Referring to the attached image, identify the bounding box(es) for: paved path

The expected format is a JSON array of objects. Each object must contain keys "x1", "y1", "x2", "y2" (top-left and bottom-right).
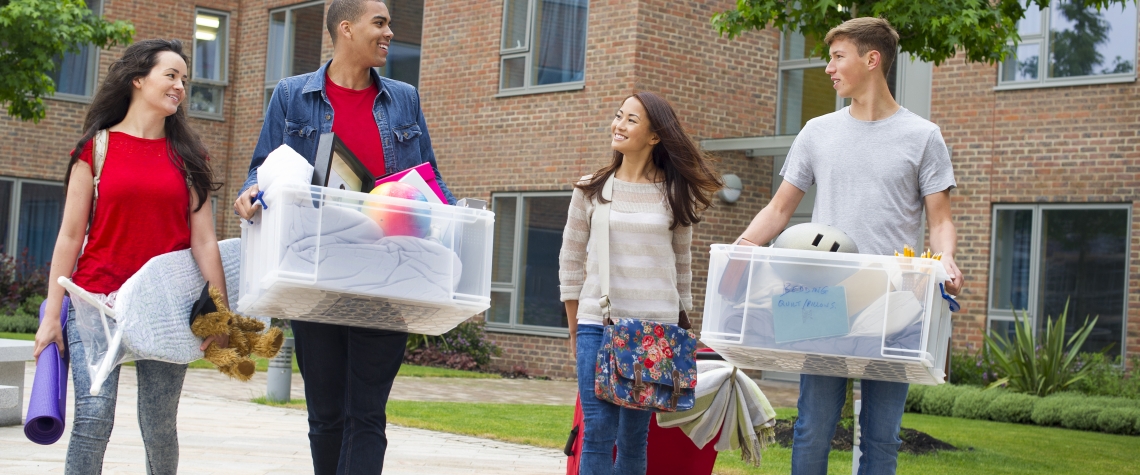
[
  {"x1": 1, "y1": 365, "x2": 565, "y2": 474},
  {"x1": 1, "y1": 363, "x2": 801, "y2": 474}
]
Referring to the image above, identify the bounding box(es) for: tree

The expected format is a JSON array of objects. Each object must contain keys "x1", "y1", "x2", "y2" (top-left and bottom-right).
[
  {"x1": 711, "y1": 0, "x2": 1138, "y2": 66},
  {"x1": 0, "y1": 0, "x2": 133, "y2": 122}
]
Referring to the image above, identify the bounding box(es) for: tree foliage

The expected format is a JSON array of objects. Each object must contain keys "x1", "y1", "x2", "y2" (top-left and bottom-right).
[
  {"x1": 712, "y1": 0, "x2": 1138, "y2": 66},
  {"x1": 0, "y1": 0, "x2": 133, "y2": 122}
]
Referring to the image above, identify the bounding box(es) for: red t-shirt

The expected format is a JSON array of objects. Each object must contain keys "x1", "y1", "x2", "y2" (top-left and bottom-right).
[
  {"x1": 325, "y1": 74, "x2": 386, "y2": 177},
  {"x1": 71, "y1": 132, "x2": 192, "y2": 294}
]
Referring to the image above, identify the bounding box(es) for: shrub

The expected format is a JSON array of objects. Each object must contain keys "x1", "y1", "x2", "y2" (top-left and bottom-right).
[
  {"x1": 985, "y1": 300, "x2": 1100, "y2": 397},
  {"x1": 0, "y1": 293, "x2": 44, "y2": 333},
  {"x1": 1070, "y1": 353, "x2": 1140, "y2": 400},
  {"x1": 1060, "y1": 404, "x2": 1105, "y2": 432},
  {"x1": 986, "y1": 393, "x2": 1038, "y2": 424},
  {"x1": 0, "y1": 249, "x2": 48, "y2": 313},
  {"x1": 1031, "y1": 393, "x2": 1086, "y2": 426},
  {"x1": 949, "y1": 346, "x2": 1002, "y2": 387},
  {"x1": 905, "y1": 384, "x2": 928, "y2": 413},
  {"x1": 920, "y1": 384, "x2": 970, "y2": 417},
  {"x1": 404, "y1": 320, "x2": 501, "y2": 370},
  {"x1": 1096, "y1": 408, "x2": 1140, "y2": 435},
  {"x1": 952, "y1": 387, "x2": 1004, "y2": 420}
]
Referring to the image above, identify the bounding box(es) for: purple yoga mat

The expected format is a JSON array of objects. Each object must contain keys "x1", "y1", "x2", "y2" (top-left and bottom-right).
[{"x1": 24, "y1": 297, "x2": 69, "y2": 445}]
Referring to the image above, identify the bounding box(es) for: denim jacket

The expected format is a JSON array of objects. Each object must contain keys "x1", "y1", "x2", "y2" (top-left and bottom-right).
[{"x1": 241, "y1": 60, "x2": 455, "y2": 204}]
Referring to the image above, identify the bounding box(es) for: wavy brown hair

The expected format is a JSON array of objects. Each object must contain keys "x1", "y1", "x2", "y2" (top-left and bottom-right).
[
  {"x1": 577, "y1": 91, "x2": 722, "y2": 230},
  {"x1": 64, "y1": 39, "x2": 220, "y2": 212}
]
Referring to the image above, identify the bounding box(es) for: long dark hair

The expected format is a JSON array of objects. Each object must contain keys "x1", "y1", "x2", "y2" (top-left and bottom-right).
[
  {"x1": 577, "y1": 91, "x2": 722, "y2": 230},
  {"x1": 65, "y1": 39, "x2": 220, "y2": 212}
]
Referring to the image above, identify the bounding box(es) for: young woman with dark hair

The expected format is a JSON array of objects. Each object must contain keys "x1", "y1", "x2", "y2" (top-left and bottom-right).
[
  {"x1": 559, "y1": 91, "x2": 722, "y2": 474},
  {"x1": 32, "y1": 39, "x2": 226, "y2": 474}
]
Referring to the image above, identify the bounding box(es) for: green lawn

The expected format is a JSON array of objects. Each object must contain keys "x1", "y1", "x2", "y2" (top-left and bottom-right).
[
  {"x1": 0, "y1": 332, "x2": 34, "y2": 341},
  {"x1": 252, "y1": 401, "x2": 1140, "y2": 475}
]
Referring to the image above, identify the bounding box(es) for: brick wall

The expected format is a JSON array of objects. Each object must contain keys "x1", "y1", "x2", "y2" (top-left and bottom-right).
[
  {"x1": 421, "y1": 0, "x2": 782, "y2": 378},
  {"x1": 930, "y1": 38, "x2": 1140, "y2": 360}
]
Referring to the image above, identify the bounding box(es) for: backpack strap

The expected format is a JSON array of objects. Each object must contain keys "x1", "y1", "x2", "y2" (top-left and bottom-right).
[
  {"x1": 591, "y1": 173, "x2": 615, "y2": 324},
  {"x1": 89, "y1": 129, "x2": 109, "y2": 229}
]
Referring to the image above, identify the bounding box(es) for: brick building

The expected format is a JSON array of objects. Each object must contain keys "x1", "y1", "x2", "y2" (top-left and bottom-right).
[{"x1": 2, "y1": 1, "x2": 1136, "y2": 379}]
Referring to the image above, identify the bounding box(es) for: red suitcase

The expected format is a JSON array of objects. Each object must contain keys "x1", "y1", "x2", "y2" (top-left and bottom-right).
[{"x1": 565, "y1": 396, "x2": 719, "y2": 475}]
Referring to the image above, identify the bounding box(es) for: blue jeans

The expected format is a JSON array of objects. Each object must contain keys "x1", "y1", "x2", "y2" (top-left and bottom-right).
[
  {"x1": 292, "y1": 320, "x2": 408, "y2": 475},
  {"x1": 64, "y1": 306, "x2": 187, "y2": 475},
  {"x1": 575, "y1": 324, "x2": 652, "y2": 475},
  {"x1": 791, "y1": 375, "x2": 909, "y2": 475}
]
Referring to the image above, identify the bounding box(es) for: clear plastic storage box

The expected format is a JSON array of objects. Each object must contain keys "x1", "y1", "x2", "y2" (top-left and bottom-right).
[
  {"x1": 238, "y1": 183, "x2": 493, "y2": 335},
  {"x1": 700, "y1": 244, "x2": 953, "y2": 385}
]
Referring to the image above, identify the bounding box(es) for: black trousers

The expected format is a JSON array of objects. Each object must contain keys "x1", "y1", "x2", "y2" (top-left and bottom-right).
[{"x1": 292, "y1": 320, "x2": 408, "y2": 475}]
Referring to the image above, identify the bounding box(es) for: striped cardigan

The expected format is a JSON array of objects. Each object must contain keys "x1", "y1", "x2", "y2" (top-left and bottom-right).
[{"x1": 558, "y1": 176, "x2": 693, "y2": 325}]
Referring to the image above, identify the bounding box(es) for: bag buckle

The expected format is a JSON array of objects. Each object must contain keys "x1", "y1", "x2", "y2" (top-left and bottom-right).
[{"x1": 632, "y1": 362, "x2": 646, "y2": 400}]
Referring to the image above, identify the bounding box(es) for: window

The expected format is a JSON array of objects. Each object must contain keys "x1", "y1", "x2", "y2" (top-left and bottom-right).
[
  {"x1": 498, "y1": 0, "x2": 588, "y2": 96},
  {"x1": 988, "y1": 204, "x2": 1131, "y2": 359},
  {"x1": 487, "y1": 193, "x2": 573, "y2": 336},
  {"x1": 190, "y1": 9, "x2": 229, "y2": 118},
  {"x1": 265, "y1": 1, "x2": 327, "y2": 108},
  {"x1": 378, "y1": 0, "x2": 424, "y2": 88},
  {"x1": 0, "y1": 178, "x2": 64, "y2": 272},
  {"x1": 998, "y1": 1, "x2": 1137, "y2": 88},
  {"x1": 47, "y1": 0, "x2": 102, "y2": 98},
  {"x1": 777, "y1": 30, "x2": 899, "y2": 134}
]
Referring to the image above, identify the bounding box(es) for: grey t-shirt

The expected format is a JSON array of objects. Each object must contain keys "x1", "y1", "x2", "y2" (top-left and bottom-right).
[{"x1": 780, "y1": 106, "x2": 956, "y2": 256}]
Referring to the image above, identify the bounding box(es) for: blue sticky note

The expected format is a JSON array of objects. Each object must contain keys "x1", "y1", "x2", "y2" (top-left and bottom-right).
[{"x1": 772, "y1": 284, "x2": 849, "y2": 343}]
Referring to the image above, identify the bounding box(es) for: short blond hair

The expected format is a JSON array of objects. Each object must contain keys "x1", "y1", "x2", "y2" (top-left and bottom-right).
[{"x1": 824, "y1": 17, "x2": 899, "y2": 79}]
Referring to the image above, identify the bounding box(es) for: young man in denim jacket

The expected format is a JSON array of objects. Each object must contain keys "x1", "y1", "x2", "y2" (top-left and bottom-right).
[
  {"x1": 235, "y1": 1, "x2": 453, "y2": 473},
  {"x1": 735, "y1": 18, "x2": 963, "y2": 475}
]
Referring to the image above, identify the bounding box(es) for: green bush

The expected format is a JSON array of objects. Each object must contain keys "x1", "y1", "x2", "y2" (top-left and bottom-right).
[
  {"x1": 905, "y1": 384, "x2": 928, "y2": 413},
  {"x1": 0, "y1": 294, "x2": 44, "y2": 333},
  {"x1": 952, "y1": 387, "x2": 1004, "y2": 420},
  {"x1": 1031, "y1": 394, "x2": 1071, "y2": 426},
  {"x1": 1060, "y1": 404, "x2": 1105, "y2": 432},
  {"x1": 920, "y1": 383, "x2": 970, "y2": 417},
  {"x1": 1096, "y1": 408, "x2": 1140, "y2": 435},
  {"x1": 1070, "y1": 353, "x2": 1140, "y2": 400},
  {"x1": 949, "y1": 347, "x2": 1002, "y2": 387},
  {"x1": 986, "y1": 393, "x2": 1038, "y2": 424}
]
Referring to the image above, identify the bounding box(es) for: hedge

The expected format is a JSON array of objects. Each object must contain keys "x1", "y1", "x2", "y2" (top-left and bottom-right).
[
  {"x1": 986, "y1": 393, "x2": 1037, "y2": 424},
  {"x1": 907, "y1": 385, "x2": 1140, "y2": 435},
  {"x1": 905, "y1": 384, "x2": 927, "y2": 413},
  {"x1": 952, "y1": 386, "x2": 1004, "y2": 420},
  {"x1": 1096, "y1": 408, "x2": 1140, "y2": 435},
  {"x1": 919, "y1": 383, "x2": 971, "y2": 417}
]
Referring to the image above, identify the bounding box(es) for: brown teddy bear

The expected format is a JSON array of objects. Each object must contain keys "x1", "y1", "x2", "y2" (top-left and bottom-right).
[{"x1": 190, "y1": 285, "x2": 284, "y2": 381}]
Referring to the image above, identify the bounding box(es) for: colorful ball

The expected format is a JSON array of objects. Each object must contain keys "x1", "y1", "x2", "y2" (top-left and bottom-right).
[{"x1": 367, "y1": 182, "x2": 431, "y2": 238}]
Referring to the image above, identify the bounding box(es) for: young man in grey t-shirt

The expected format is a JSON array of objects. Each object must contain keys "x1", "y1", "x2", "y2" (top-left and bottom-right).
[{"x1": 736, "y1": 18, "x2": 963, "y2": 474}]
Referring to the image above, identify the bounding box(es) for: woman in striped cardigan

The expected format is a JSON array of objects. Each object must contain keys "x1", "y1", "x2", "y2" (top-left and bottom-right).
[{"x1": 559, "y1": 91, "x2": 722, "y2": 475}]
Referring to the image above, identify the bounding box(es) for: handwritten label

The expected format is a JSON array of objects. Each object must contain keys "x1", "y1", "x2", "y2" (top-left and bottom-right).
[{"x1": 773, "y1": 284, "x2": 849, "y2": 343}]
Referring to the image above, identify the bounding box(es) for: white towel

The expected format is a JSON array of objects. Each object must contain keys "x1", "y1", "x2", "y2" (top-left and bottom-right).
[{"x1": 656, "y1": 360, "x2": 777, "y2": 466}]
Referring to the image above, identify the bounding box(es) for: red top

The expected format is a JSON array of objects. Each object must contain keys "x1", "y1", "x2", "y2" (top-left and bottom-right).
[
  {"x1": 325, "y1": 74, "x2": 386, "y2": 177},
  {"x1": 72, "y1": 132, "x2": 192, "y2": 294}
]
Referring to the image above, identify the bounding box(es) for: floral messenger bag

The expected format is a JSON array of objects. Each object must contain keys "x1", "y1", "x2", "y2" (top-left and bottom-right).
[{"x1": 592, "y1": 173, "x2": 699, "y2": 412}]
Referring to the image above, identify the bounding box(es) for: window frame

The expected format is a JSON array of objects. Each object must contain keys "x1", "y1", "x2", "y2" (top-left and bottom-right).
[
  {"x1": 495, "y1": 0, "x2": 589, "y2": 98},
  {"x1": 776, "y1": 31, "x2": 845, "y2": 135},
  {"x1": 189, "y1": 8, "x2": 231, "y2": 120},
  {"x1": 264, "y1": 0, "x2": 327, "y2": 111},
  {"x1": 995, "y1": 3, "x2": 1138, "y2": 91},
  {"x1": 986, "y1": 203, "x2": 1132, "y2": 358},
  {"x1": 0, "y1": 177, "x2": 65, "y2": 262},
  {"x1": 48, "y1": 0, "x2": 103, "y2": 103},
  {"x1": 486, "y1": 190, "x2": 573, "y2": 338}
]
